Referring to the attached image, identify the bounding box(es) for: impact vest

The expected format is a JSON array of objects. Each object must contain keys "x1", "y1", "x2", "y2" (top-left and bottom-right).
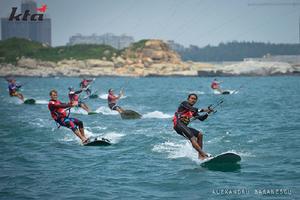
[
  {"x1": 173, "y1": 108, "x2": 195, "y2": 126},
  {"x1": 69, "y1": 93, "x2": 79, "y2": 103},
  {"x1": 48, "y1": 100, "x2": 67, "y2": 121},
  {"x1": 211, "y1": 82, "x2": 219, "y2": 89}
]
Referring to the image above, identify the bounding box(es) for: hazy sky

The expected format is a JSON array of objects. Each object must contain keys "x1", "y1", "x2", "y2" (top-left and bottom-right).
[{"x1": 0, "y1": 0, "x2": 299, "y2": 47}]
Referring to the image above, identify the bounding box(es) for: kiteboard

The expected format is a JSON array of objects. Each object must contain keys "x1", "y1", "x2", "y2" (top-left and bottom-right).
[
  {"x1": 201, "y1": 152, "x2": 241, "y2": 167},
  {"x1": 120, "y1": 110, "x2": 142, "y2": 119},
  {"x1": 84, "y1": 137, "x2": 111, "y2": 146},
  {"x1": 88, "y1": 111, "x2": 98, "y2": 115},
  {"x1": 221, "y1": 90, "x2": 230, "y2": 95},
  {"x1": 213, "y1": 89, "x2": 233, "y2": 95},
  {"x1": 24, "y1": 98, "x2": 36, "y2": 104}
]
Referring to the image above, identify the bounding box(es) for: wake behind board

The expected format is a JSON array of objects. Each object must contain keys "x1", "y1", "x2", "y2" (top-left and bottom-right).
[
  {"x1": 84, "y1": 137, "x2": 111, "y2": 146},
  {"x1": 120, "y1": 110, "x2": 142, "y2": 119},
  {"x1": 24, "y1": 98, "x2": 36, "y2": 104},
  {"x1": 201, "y1": 152, "x2": 241, "y2": 171}
]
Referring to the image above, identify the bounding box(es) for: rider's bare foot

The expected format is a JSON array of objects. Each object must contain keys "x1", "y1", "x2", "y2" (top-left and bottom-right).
[{"x1": 82, "y1": 138, "x2": 89, "y2": 144}]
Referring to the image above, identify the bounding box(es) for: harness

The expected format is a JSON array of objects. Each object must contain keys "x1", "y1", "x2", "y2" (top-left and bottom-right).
[
  {"x1": 48, "y1": 100, "x2": 71, "y2": 129},
  {"x1": 173, "y1": 108, "x2": 195, "y2": 126}
]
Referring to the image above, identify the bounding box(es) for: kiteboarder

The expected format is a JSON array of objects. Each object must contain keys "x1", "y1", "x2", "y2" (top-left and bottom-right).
[
  {"x1": 6, "y1": 78, "x2": 24, "y2": 101},
  {"x1": 68, "y1": 87, "x2": 91, "y2": 113},
  {"x1": 79, "y1": 78, "x2": 94, "y2": 96},
  {"x1": 107, "y1": 88, "x2": 124, "y2": 114},
  {"x1": 173, "y1": 93, "x2": 213, "y2": 160},
  {"x1": 48, "y1": 89, "x2": 88, "y2": 144}
]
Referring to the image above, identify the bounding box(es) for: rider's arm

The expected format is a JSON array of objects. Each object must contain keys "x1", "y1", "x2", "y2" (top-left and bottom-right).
[
  {"x1": 194, "y1": 113, "x2": 208, "y2": 121},
  {"x1": 75, "y1": 89, "x2": 82, "y2": 94},
  {"x1": 109, "y1": 94, "x2": 119, "y2": 100},
  {"x1": 50, "y1": 102, "x2": 71, "y2": 110}
]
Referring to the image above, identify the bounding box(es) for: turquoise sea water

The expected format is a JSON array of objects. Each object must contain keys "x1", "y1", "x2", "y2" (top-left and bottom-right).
[{"x1": 0, "y1": 76, "x2": 299, "y2": 200}]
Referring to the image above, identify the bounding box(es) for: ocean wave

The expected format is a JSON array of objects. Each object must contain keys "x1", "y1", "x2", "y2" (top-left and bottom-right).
[{"x1": 143, "y1": 111, "x2": 172, "y2": 119}]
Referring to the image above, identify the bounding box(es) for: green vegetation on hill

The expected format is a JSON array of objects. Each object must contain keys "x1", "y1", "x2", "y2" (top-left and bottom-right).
[
  {"x1": 127, "y1": 39, "x2": 149, "y2": 51},
  {"x1": 179, "y1": 41, "x2": 300, "y2": 61},
  {"x1": 0, "y1": 38, "x2": 120, "y2": 64}
]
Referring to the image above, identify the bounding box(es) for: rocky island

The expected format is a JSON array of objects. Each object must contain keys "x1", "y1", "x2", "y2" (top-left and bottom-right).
[{"x1": 0, "y1": 38, "x2": 299, "y2": 77}]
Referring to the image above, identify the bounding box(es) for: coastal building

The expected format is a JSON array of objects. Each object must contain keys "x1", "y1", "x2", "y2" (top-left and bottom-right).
[
  {"x1": 1, "y1": 0, "x2": 51, "y2": 45},
  {"x1": 68, "y1": 33, "x2": 134, "y2": 49}
]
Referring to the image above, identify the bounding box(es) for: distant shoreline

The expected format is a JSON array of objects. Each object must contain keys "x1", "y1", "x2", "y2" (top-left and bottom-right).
[{"x1": 1, "y1": 73, "x2": 299, "y2": 78}]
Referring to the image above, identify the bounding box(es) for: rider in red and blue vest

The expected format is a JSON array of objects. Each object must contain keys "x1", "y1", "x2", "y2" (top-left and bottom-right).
[{"x1": 48, "y1": 89, "x2": 88, "y2": 144}]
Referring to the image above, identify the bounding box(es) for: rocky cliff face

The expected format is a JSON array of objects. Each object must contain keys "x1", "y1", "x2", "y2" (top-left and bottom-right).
[{"x1": 122, "y1": 40, "x2": 182, "y2": 65}]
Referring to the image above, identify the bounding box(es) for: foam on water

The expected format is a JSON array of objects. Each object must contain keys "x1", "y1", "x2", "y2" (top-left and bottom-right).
[
  {"x1": 152, "y1": 140, "x2": 200, "y2": 163},
  {"x1": 95, "y1": 106, "x2": 118, "y2": 115},
  {"x1": 84, "y1": 127, "x2": 124, "y2": 144},
  {"x1": 226, "y1": 150, "x2": 256, "y2": 158},
  {"x1": 35, "y1": 100, "x2": 48, "y2": 104},
  {"x1": 70, "y1": 107, "x2": 88, "y2": 115},
  {"x1": 188, "y1": 90, "x2": 205, "y2": 95},
  {"x1": 93, "y1": 126, "x2": 107, "y2": 131},
  {"x1": 99, "y1": 93, "x2": 127, "y2": 99},
  {"x1": 102, "y1": 132, "x2": 124, "y2": 144},
  {"x1": 29, "y1": 118, "x2": 48, "y2": 128},
  {"x1": 143, "y1": 111, "x2": 172, "y2": 119},
  {"x1": 8, "y1": 98, "x2": 23, "y2": 104},
  {"x1": 153, "y1": 141, "x2": 254, "y2": 164}
]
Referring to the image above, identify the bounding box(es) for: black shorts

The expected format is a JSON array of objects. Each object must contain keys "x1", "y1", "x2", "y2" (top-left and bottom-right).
[
  {"x1": 174, "y1": 121, "x2": 199, "y2": 139},
  {"x1": 108, "y1": 103, "x2": 121, "y2": 111},
  {"x1": 78, "y1": 101, "x2": 83, "y2": 107}
]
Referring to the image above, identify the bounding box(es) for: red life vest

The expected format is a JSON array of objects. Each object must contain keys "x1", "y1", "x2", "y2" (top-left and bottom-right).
[
  {"x1": 82, "y1": 80, "x2": 89, "y2": 87},
  {"x1": 173, "y1": 110, "x2": 195, "y2": 126},
  {"x1": 48, "y1": 100, "x2": 67, "y2": 121},
  {"x1": 108, "y1": 93, "x2": 117, "y2": 104},
  {"x1": 69, "y1": 93, "x2": 79, "y2": 103},
  {"x1": 211, "y1": 81, "x2": 219, "y2": 89}
]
